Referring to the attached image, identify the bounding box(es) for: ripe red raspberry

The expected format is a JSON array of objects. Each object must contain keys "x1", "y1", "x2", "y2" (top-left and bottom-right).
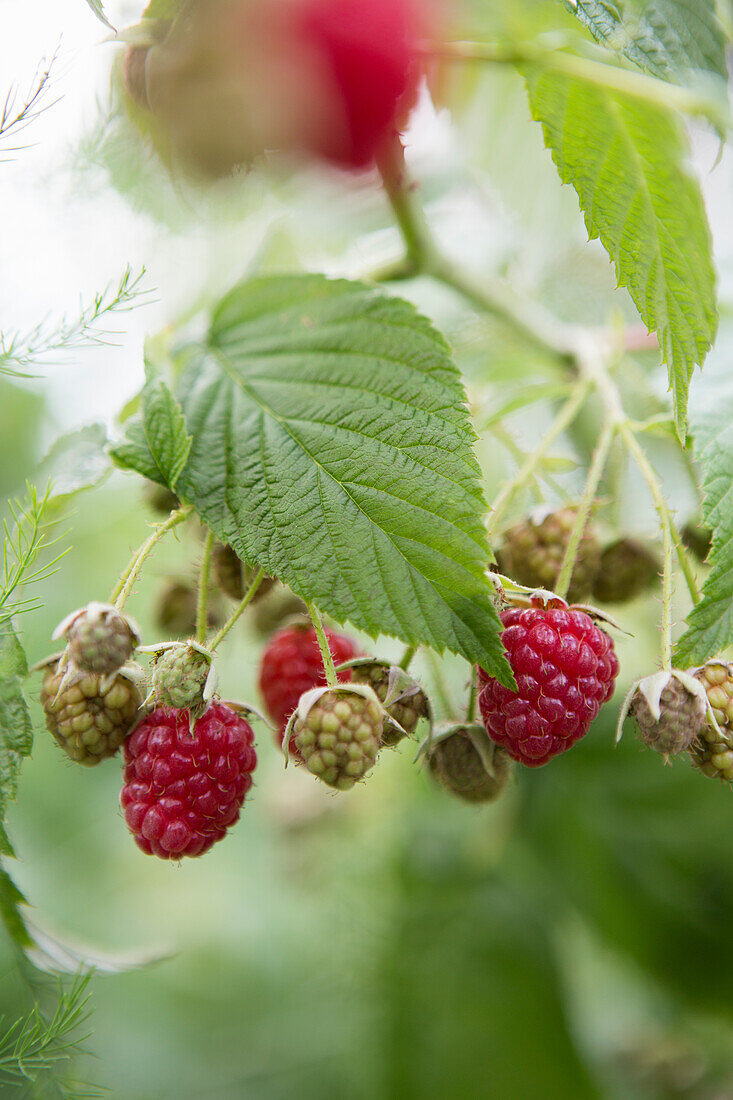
[
  {"x1": 297, "y1": 0, "x2": 423, "y2": 168},
  {"x1": 478, "y1": 604, "x2": 619, "y2": 767},
  {"x1": 259, "y1": 624, "x2": 358, "y2": 738},
  {"x1": 120, "y1": 703, "x2": 256, "y2": 859}
]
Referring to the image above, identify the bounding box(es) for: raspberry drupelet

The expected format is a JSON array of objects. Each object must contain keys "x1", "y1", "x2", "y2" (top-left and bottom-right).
[{"x1": 478, "y1": 603, "x2": 619, "y2": 767}]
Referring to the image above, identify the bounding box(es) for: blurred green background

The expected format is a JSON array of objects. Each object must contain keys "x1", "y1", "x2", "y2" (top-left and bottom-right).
[{"x1": 3, "y1": 0, "x2": 733, "y2": 1096}]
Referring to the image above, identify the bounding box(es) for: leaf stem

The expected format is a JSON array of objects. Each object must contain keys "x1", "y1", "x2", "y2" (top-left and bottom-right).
[
  {"x1": 208, "y1": 567, "x2": 266, "y2": 651},
  {"x1": 399, "y1": 644, "x2": 416, "y2": 671},
  {"x1": 110, "y1": 505, "x2": 192, "y2": 610},
  {"x1": 489, "y1": 422, "x2": 567, "y2": 501},
  {"x1": 375, "y1": 135, "x2": 434, "y2": 273},
  {"x1": 659, "y1": 505, "x2": 674, "y2": 671},
  {"x1": 486, "y1": 379, "x2": 591, "y2": 537},
  {"x1": 573, "y1": 338, "x2": 701, "y2": 608},
  {"x1": 466, "y1": 670, "x2": 477, "y2": 723},
  {"x1": 425, "y1": 39, "x2": 727, "y2": 127},
  {"x1": 426, "y1": 650, "x2": 454, "y2": 720},
  {"x1": 196, "y1": 531, "x2": 215, "y2": 644},
  {"x1": 667, "y1": 515, "x2": 701, "y2": 605},
  {"x1": 376, "y1": 136, "x2": 578, "y2": 363},
  {"x1": 555, "y1": 419, "x2": 616, "y2": 600},
  {"x1": 619, "y1": 423, "x2": 700, "y2": 607},
  {"x1": 306, "y1": 602, "x2": 337, "y2": 687}
]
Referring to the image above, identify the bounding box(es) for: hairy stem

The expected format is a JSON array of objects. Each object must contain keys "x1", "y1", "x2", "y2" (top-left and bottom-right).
[
  {"x1": 667, "y1": 515, "x2": 701, "y2": 605},
  {"x1": 486, "y1": 379, "x2": 591, "y2": 537},
  {"x1": 378, "y1": 136, "x2": 697, "y2": 629},
  {"x1": 110, "y1": 505, "x2": 192, "y2": 609},
  {"x1": 490, "y1": 422, "x2": 571, "y2": 503},
  {"x1": 399, "y1": 644, "x2": 417, "y2": 671},
  {"x1": 659, "y1": 509, "x2": 674, "y2": 670},
  {"x1": 555, "y1": 419, "x2": 616, "y2": 600},
  {"x1": 466, "y1": 670, "x2": 477, "y2": 723},
  {"x1": 619, "y1": 424, "x2": 700, "y2": 608},
  {"x1": 575, "y1": 341, "x2": 701, "y2": 608},
  {"x1": 196, "y1": 531, "x2": 215, "y2": 644},
  {"x1": 306, "y1": 601, "x2": 337, "y2": 687},
  {"x1": 209, "y1": 567, "x2": 266, "y2": 651},
  {"x1": 427, "y1": 39, "x2": 725, "y2": 126}
]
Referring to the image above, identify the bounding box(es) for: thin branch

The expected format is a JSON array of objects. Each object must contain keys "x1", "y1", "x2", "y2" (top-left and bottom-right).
[
  {"x1": 306, "y1": 602, "x2": 337, "y2": 687},
  {"x1": 196, "y1": 532, "x2": 215, "y2": 644},
  {"x1": 209, "y1": 568, "x2": 266, "y2": 650},
  {"x1": 486, "y1": 379, "x2": 592, "y2": 538},
  {"x1": 399, "y1": 645, "x2": 416, "y2": 671},
  {"x1": 555, "y1": 419, "x2": 616, "y2": 600},
  {"x1": 110, "y1": 506, "x2": 193, "y2": 610},
  {"x1": 425, "y1": 38, "x2": 728, "y2": 128}
]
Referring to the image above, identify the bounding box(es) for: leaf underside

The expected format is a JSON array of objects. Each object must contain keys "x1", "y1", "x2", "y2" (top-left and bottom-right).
[
  {"x1": 525, "y1": 67, "x2": 716, "y2": 437},
  {"x1": 567, "y1": 0, "x2": 728, "y2": 82},
  {"x1": 175, "y1": 275, "x2": 512, "y2": 682}
]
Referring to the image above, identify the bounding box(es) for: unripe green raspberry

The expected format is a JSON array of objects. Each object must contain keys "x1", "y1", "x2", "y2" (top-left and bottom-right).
[
  {"x1": 681, "y1": 522, "x2": 712, "y2": 563},
  {"x1": 349, "y1": 659, "x2": 429, "y2": 746},
  {"x1": 496, "y1": 507, "x2": 600, "y2": 602},
  {"x1": 155, "y1": 581, "x2": 224, "y2": 638},
  {"x1": 40, "y1": 657, "x2": 142, "y2": 765},
  {"x1": 292, "y1": 686, "x2": 382, "y2": 791},
  {"x1": 143, "y1": 481, "x2": 180, "y2": 516},
  {"x1": 151, "y1": 643, "x2": 214, "y2": 714},
  {"x1": 592, "y1": 538, "x2": 659, "y2": 604},
  {"x1": 211, "y1": 543, "x2": 274, "y2": 603},
  {"x1": 629, "y1": 671, "x2": 707, "y2": 757},
  {"x1": 694, "y1": 661, "x2": 733, "y2": 728},
  {"x1": 251, "y1": 586, "x2": 306, "y2": 637},
  {"x1": 427, "y1": 725, "x2": 512, "y2": 804},
  {"x1": 55, "y1": 602, "x2": 139, "y2": 675},
  {"x1": 692, "y1": 662, "x2": 733, "y2": 780}
]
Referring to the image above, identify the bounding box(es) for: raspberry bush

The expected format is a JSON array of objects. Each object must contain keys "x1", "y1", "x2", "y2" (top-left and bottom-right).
[{"x1": 2, "y1": 0, "x2": 733, "y2": 1090}]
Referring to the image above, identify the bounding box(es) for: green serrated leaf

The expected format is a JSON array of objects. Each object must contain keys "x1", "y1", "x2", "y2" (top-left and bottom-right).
[
  {"x1": 175, "y1": 275, "x2": 512, "y2": 682},
  {"x1": 674, "y1": 403, "x2": 733, "y2": 664},
  {"x1": 36, "y1": 423, "x2": 110, "y2": 502},
  {"x1": 525, "y1": 67, "x2": 716, "y2": 438},
  {"x1": 567, "y1": 0, "x2": 728, "y2": 82},
  {"x1": 0, "y1": 622, "x2": 32, "y2": 858},
  {"x1": 0, "y1": 864, "x2": 33, "y2": 949},
  {"x1": 110, "y1": 375, "x2": 192, "y2": 491}
]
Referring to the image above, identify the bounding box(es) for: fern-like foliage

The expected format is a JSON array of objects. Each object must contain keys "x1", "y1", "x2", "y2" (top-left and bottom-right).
[
  {"x1": 0, "y1": 52, "x2": 58, "y2": 156},
  {"x1": 0, "y1": 973, "x2": 103, "y2": 1099},
  {"x1": 0, "y1": 486, "x2": 66, "y2": 622},
  {"x1": 0, "y1": 267, "x2": 150, "y2": 378}
]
